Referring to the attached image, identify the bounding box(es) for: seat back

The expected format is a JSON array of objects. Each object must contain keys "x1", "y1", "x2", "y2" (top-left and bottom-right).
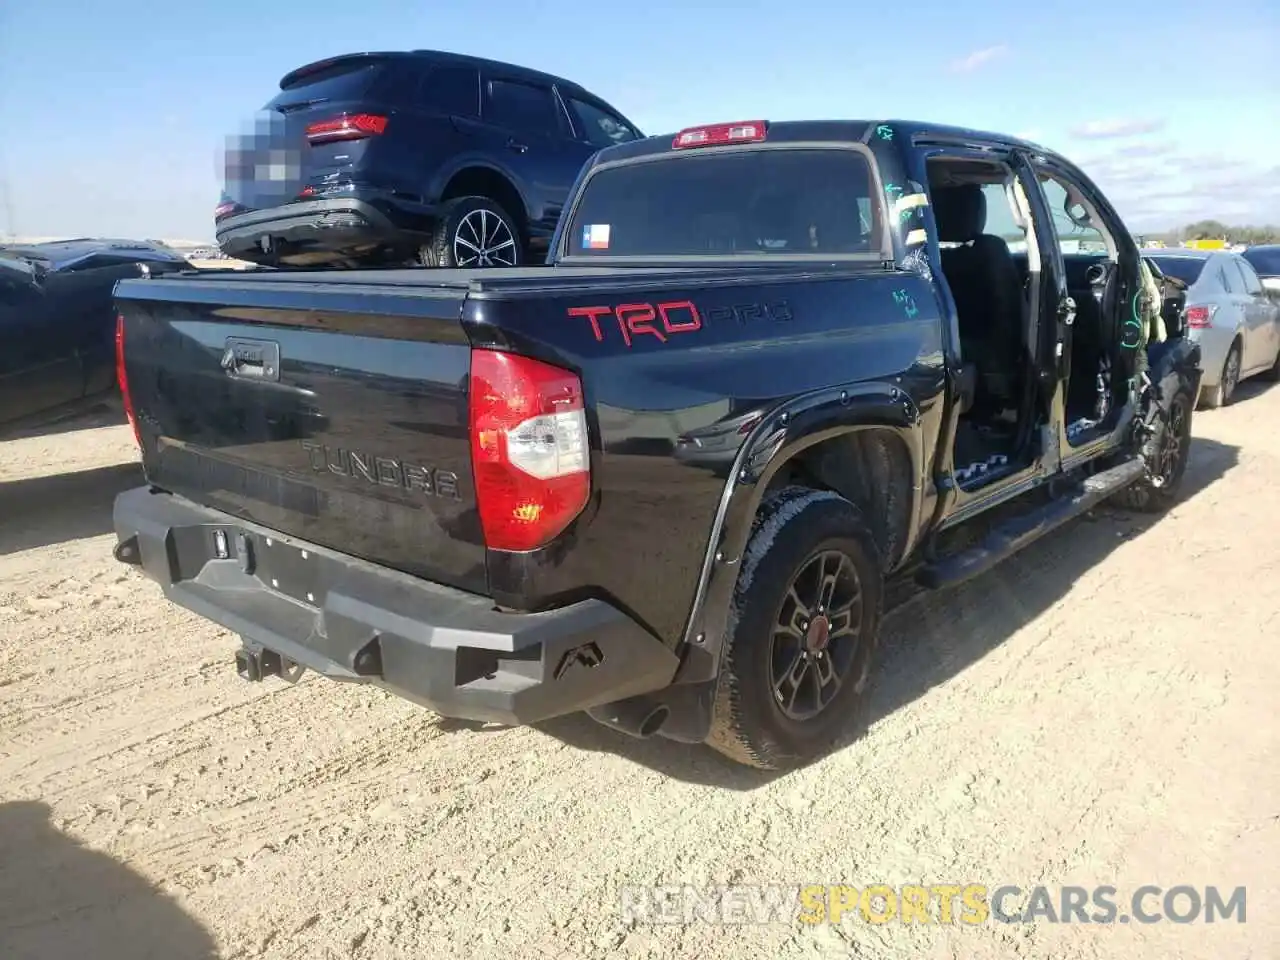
[{"x1": 932, "y1": 184, "x2": 1025, "y2": 382}]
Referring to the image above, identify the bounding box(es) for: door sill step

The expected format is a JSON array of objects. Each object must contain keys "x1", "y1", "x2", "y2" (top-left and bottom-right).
[{"x1": 917, "y1": 458, "x2": 1145, "y2": 590}]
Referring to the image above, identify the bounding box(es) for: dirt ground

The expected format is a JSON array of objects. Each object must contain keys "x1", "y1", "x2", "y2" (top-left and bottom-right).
[{"x1": 1, "y1": 386, "x2": 1277, "y2": 960}]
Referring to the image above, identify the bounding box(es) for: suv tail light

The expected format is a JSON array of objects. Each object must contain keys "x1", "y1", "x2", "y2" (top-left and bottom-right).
[
  {"x1": 1184, "y1": 304, "x2": 1216, "y2": 328},
  {"x1": 115, "y1": 313, "x2": 142, "y2": 448},
  {"x1": 469, "y1": 350, "x2": 590, "y2": 552},
  {"x1": 305, "y1": 113, "x2": 388, "y2": 144},
  {"x1": 672, "y1": 120, "x2": 767, "y2": 149}
]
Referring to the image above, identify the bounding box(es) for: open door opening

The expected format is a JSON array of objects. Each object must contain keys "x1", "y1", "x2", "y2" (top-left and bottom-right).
[
  {"x1": 926, "y1": 157, "x2": 1040, "y2": 489},
  {"x1": 1033, "y1": 170, "x2": 1129, "y2": 446}
]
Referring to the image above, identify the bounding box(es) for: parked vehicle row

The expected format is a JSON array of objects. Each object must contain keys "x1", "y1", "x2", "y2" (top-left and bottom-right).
[
  {"x1": 1242, "y1": 244, "x2": 1280, "y2": 298},
  {"x1": 215, "y1": 50, "x2": 642, "y2": 270},
  {"x1": 117, "y1": 117, "x2": 1211, "y2": 771},
  {"x1": 1141, "y1": 248, "x2": 1280, "y2": 407},
  {"x1": 0, "y1": 239, "x2": 189, "y2": 433}
]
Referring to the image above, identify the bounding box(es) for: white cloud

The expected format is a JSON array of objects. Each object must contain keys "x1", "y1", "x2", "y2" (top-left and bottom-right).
[
  {"x1": 949, "y1": 45, "x2": 1009, "y2": 73},
  {"x1": 1068, "y1": 118, "x2": 1167, "y2": 140},
  {"x1": 1113, "y1": 141, "x2": 1177, "y2": 158},
  {"x1": 1092, "y1": 155, "x2": 1280, "y2": 229}
]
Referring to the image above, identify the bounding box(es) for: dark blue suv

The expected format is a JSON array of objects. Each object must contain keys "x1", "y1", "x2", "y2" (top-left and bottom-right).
[{"x1": 216, "y1": 50, "x2": 642, "y2": 268}]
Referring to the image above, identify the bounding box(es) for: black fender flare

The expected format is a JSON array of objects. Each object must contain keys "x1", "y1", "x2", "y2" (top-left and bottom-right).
[
  {"x1": 673, "y1": 381, "x2": 927, "y2": 684},
  {"x1": 1145, "y1": 337, "x2": 1203, "y2": 408}
]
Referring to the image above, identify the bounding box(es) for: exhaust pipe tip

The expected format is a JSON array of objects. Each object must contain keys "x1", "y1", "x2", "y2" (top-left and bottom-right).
[
  {"x1": 587, "y1": 697, "x2": 670, "y2": 740},
  {"x1": 113, "y1": 535, "x2": 141, "y2": 566},
  {"x1": 636, "y1": 704, "x2": 670, "y2": 739}
]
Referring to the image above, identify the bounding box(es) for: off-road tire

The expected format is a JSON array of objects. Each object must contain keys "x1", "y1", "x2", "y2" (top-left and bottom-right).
[
  {"x1": 706, "y1": 487, "x2": 884, "y2": 771},
  {"x1": 419, "y1": 196, "x2": 523, "y2": 268},
  {"x1": 1116, "y1": 387, "x2": 1193, "y2": 513}
]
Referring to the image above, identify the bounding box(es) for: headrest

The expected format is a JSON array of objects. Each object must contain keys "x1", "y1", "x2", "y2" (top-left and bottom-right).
[{"x1": 931, "y1": 184, "x2": 987, "y2": 242}]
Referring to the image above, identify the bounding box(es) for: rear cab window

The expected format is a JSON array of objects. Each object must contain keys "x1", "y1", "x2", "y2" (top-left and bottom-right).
[{"x1": 563, "y1": 147, "x2": 886, "y2": 259}]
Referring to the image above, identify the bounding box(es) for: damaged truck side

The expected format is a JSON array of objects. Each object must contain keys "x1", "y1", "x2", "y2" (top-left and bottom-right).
[{"x1": 112, "y1": 119, "x2": 1201, "y2": 770}]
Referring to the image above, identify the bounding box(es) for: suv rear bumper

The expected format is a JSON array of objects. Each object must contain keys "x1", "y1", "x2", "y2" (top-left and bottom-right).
[
  {"x1": 215, "y1": 197, "x2": 421, "y2": 259},
  {"x1": 112, "y1": 486, "x2": 679, "y2": 725}
]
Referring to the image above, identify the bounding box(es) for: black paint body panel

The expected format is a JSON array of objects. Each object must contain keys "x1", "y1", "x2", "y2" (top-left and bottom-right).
[{"x1": 116, "y1": 260, "x2": 944, "y2": 648}]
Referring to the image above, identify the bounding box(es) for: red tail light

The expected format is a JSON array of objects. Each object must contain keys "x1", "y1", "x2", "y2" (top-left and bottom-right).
[
  {"x1": 305, "y1": 113, "x2": 388, "y2": 144},
  {"x1": 469, "y1": 350, "x2": 590, "y2": 552},
  {"x1": 115, "y1": 313, "x2": 142, "y2": 448},
  {"x1": 1184, "y1": 304, "x2": 1216, "y2": 328},
  {"x1": 673, "y1": 120, "x2": 767, "y2": 149}
]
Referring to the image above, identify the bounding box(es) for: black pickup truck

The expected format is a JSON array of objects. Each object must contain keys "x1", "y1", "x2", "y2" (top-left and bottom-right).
[{"x1": 112, "y1": 119, "x2": 1201, "y2": 770}]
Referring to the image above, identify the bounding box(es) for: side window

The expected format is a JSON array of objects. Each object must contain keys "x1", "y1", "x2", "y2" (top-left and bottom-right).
[
  {"x1": 484, "y1": 79, "x2": 563, "y2": 136},
  {"x1": 1234, "y1": 258, "x2": 1264, "y2": 295},
  {"x1": 566, "y1": 98, "x2": 638, "y2": 148},
  {"x1": 1036, "y1": 172, "x2": 1111, "y2": 254},
  {"x1": 364, "y1": 61, "x2": 424, "y2": 108},
  {"x1": 419, "y1": 66, "x2": 479, "y2": 117},
  {"x1": 1219, "y1": 261, "x2": 1244, "y2": 294}
]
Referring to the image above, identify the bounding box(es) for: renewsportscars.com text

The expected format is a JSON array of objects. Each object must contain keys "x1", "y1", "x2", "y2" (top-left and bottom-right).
[{"x1": 620, "y1": 884, "x2": 1247, "y2": 926}]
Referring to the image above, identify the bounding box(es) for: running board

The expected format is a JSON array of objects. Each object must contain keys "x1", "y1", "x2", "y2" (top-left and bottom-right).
[{"x1": 917, "y1": 458, "x2": 1145, "y2": 590}]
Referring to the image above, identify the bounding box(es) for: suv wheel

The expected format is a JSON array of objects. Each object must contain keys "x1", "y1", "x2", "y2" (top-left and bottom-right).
[
  {"x1": 707, "y1": 487, "x2": 884, "y2": 771},
  {"x1": 421, "y1": 196, "x2": 522, "y2": 268}
]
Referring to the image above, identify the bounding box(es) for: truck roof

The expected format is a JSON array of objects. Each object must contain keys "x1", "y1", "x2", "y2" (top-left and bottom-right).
[{"x1": 594, "y1": 118, "x2": 1066, "y2": 165}]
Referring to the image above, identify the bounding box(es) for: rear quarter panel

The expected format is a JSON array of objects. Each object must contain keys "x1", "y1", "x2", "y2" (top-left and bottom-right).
[{"x1": 466, "y1": 268, "x2": 947, "y2": 648}]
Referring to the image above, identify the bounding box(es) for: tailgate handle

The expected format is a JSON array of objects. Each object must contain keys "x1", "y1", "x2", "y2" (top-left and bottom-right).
[{"x1": 220, "y1": 337, "x2": 281, "y2": 382}]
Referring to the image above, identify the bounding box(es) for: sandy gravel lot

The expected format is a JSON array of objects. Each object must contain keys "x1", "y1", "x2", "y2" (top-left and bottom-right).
[{"x1": 1, "y1": 386, "x2": 1277, "y2": 960}]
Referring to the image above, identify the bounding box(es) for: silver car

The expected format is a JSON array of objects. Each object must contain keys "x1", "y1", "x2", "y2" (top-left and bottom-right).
[{"x1": 1143, "y1": 250, "x2": 1280, "y2": 407}]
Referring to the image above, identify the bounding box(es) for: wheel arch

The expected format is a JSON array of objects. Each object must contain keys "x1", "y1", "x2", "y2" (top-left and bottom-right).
[
  {"x1": 673, "y1": 382, "x2": 926, "y2": 684},
  {"x1": 438, "y1": 164, "x2": 529, "y2": 233}
]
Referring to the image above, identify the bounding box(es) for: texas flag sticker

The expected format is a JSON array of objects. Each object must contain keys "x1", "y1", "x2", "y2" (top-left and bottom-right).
[{"x1": 582, "y1": 223, "x2": 611, "y2": 250}]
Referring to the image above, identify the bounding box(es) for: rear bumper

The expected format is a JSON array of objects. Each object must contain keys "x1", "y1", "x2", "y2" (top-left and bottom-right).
[
  {"x1": 215, "y1": 197, "x2": 421, "y2": 258},
  {"x1": 112, "y1": 486, "x2": 679, "y2": 725}
]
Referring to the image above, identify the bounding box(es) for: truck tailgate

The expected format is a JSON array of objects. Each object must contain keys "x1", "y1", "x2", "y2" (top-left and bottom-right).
[{"x1": 115, "y1": 273, "x2": 486, "y2": 595}]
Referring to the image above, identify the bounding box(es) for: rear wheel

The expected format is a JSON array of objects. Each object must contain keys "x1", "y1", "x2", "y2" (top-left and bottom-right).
[
  {"x1": 1216, "y1": 341, "x2": 1242, "y2": 407},
  {"x1": 420, "y1": 196, "x2": 523, "y2": 268},
  {"x1": 1116, "y1": 387, "x2": 1193, "y2": 513},
  {"x1": 707, "y1": 487, "x2": 884, "y2": 770}
]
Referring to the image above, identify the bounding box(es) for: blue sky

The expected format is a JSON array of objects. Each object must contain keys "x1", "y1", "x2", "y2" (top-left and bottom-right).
[{"x1": 1, "y1": 0, "x2": 1277, "y2": 241}]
